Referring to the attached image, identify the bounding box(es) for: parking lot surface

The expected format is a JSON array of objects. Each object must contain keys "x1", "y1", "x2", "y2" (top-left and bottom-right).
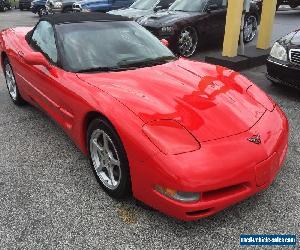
[{"x1": 0, "y1": 10, "x2": 299, "y2": 250}]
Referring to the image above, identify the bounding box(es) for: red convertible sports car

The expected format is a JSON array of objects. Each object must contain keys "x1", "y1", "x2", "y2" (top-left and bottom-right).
[{"x1": 0, "y1": 13, "x2": 289, "y2": 221}]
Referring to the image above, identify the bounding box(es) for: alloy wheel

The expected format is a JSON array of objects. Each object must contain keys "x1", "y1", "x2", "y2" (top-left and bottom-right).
[
  {"x1": 178, "y1": 27, "x2": 198, "y2": 57},
  {"x1": 243, "y1": 15, "x2": 258, "y2": 43},
  {"x1": 5, "y1": 63, "x2": 17, "y2": 101},
  {"x1": 90, "y1": 129, "x2": 122, "y2": 190}
]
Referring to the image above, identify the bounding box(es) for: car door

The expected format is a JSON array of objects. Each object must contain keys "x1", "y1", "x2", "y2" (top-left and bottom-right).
[{"x1": 22, "y1": 21, "x2": 76, "y2": 132}]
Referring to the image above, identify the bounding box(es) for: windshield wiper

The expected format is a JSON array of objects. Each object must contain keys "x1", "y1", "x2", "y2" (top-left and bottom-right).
[
  {"x1": 117, "y1": 56, "x2": 176, "y2": 68},
  {"x1": 76, "y1": 66, "x2": 130, "y2": 73}
]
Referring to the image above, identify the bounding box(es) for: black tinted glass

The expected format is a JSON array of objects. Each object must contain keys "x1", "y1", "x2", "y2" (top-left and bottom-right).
[{"x1": 56, "y1": 21, "x2": 176, "y2": 72}]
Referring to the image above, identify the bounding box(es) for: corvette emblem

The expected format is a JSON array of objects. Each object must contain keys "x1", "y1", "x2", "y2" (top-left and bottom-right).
[{"x1": 248, "y1": 135, "x2": 262, "y2": 144}]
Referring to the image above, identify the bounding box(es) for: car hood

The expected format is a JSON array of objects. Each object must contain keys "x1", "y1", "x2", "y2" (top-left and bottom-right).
[
  {"x1": 77, "y1": 59, "x2": 266, "y2": 142},
  {"x1": 108, "y1": 8, "x2": 152, "y2": 19},
  {"x1": 137, "y1": 11, "x2": 201, "y2": 27},
  {"x1": 278, "y1": 30, "x2": 300, "y2": 47}
]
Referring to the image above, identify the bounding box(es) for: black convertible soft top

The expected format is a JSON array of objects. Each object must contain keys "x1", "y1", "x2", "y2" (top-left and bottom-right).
[{"x1": 40, "y1": 12, "x2": 131, "y2": 25}]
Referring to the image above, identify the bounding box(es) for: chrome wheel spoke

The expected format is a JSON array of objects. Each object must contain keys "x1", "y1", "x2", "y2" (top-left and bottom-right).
[
  {"x1": 103, "y1": 133, "x2": 110, "y2": 153},
  {"x1": 108, "y1": 152, "x2": 120, "y2": 167},
  {"x1": 108, "y1": 167, "x2": 117, "y2": 186},
  {"x1": 92, "y1": 139, "x2": 104, "y2": 157}
]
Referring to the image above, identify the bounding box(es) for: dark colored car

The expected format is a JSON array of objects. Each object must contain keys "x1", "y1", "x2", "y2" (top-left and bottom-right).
[
  {"x1": 72, "y1": 0, "x2": 134, "y2": 13},
  {"x1": 46, "y1": 0, "x2": 75, "y2": 13},
  {"x1": 266, "y1": 30, "x2": 300, "y2": 89},
  {"x1": 0, "y1": 0, "x2": 11, "y2": 11},
  {"x1": 108, "y1": 0, "x2": 175, "y2": 20},
  {"x1": 31, "y1": 0, "x2": 47, "y2": 16},
  {"x1": 19, "y1": 0, "x2": 32, "y2": 10},
  {"x1": 137, "y1": 0, "x2": 261, "y2": 57}
]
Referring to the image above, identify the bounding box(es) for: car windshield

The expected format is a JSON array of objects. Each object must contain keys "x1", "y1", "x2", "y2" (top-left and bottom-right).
[
  {"x1": 169, "y1": 0, "x2": 207, "y2": 12},
  {"x1": 131, "y1": 0, "x2": 158, "y2": 10},
  {"x1": 56, "y1": 21, "x2": 176, "y2": 73}
]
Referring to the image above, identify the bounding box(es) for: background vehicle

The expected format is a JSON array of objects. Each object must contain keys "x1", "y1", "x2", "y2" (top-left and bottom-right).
[
  {"x1": 73, "y1": 0, "x2": 135, "y2": 12},
  {"x1": 108, "y1": 0, "x2": 175, "y2": 20},
  {"x1": 0, "y1": 0, "x2": 12, "y2": 11},
  {"x1": 267, "y1": 29, "x2": 300, "y2": 88},
  {"x1": 137, "y1": 0, "x2": 262, "y2": 57},
  {"x1": 31, "y1": 0, "x2": 47, "y2": 16},
  {"x1": 46, "y1": 0, "x2": 75, "y2": 13},
  {"x1": 19, "y1": 0, "x2": 32, "y2": 10}
]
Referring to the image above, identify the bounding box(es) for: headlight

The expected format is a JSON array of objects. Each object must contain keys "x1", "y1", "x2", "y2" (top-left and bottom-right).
[
  {"x1": 161, "y1": 26, "x2": 174, "y2": 33},
  {"x1": 270, "y1": 42, "x2": 287, "y2": 61},
  {"x1": 54, "y1": 1, "x2": 62, "y2": 7},
  {"x1": 155, "y1": 185, "x2": 201, "y2": 203},
  {"x1": 142, "y1": 120, "x2": 200, "y2": 155}
]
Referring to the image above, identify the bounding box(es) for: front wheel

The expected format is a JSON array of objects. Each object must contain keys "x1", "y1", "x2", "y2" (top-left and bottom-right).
[
  {"x1": 87, "y1": 118, "x2": 131, "y2": 199},
  {"x1": 3, "y1": 58, "x2": 26, "y2": 105},
  {"x1": 176, "y1": 26, "x2": 198, "y2": 57},
  {"x1": 243, "y1": 15, "x2": 258, "y2": 43}
]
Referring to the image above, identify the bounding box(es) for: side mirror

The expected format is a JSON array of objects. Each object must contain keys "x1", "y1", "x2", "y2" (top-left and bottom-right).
[
  {"x1": 23, "y1": 52, "x2": 58, "y2": 77},
  {"x1": 207, "y1": 4, "x2": 218, "y2": 13},
  {"x1": 24, "y1": 52, "x2": 50, "y2": 68},
  {"x1": 160, "y1": 39, "x2": 169, "y2": 47}
]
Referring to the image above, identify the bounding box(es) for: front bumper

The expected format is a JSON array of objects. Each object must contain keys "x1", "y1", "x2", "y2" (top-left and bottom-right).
[
  {"x1": 131, "y1": 105, "x2": 289, "y2": 221},
  {"x1": 266, "y1": 57, "x2": 300, "y2": 88}
]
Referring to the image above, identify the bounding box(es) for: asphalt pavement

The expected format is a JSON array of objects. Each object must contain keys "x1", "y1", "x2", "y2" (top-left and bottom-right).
[{"x1": 0, "y1": 9, "x2": 299, "y2": 250}]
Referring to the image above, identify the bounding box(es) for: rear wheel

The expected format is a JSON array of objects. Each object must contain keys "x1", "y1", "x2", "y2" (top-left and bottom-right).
[
  {"x1": 243, "y1": 15, "x2": 258, "y2": 43},
  {"x1": 3, "y1": 58, "x2": 26, "y2": 105},
  {"x1": 177, "y1": 26, "x2": 198, "y2": 57},
  {"x1": 87, "y1": 118, "x2": 131, "y2": 199}
]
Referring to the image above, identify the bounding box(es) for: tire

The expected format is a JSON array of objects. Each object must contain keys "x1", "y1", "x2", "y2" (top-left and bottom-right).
[
  {"x1": 176, "y1": 26, "x2": 198, "y2": 57},
  {"x1": 87, "y1": 118, "x2": 131, "y2": 199},
  {"x1": 20, "y1": 7, "x2": 24, "y2": 10},
  {"x1": 3, "y1": 58, "x2": 26, "y2": 106},
  {"x1": 243, "y1": 15, "x2": 258, "y2": 43}
]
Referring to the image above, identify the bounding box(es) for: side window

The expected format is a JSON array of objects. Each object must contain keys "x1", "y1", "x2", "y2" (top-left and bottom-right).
[
  {"x1": 30, "y1": 21, "x2": 58, "y2": 64},
  {"x1": 158, "y1": 0, "x2": 174, "y2": 9}
]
